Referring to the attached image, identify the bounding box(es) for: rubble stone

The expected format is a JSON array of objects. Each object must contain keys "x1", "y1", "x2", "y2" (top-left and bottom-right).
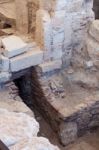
[
  {"x1": 0, "y1": 108, "x2": 39, "y2": 147},
  {"x1": 10, "y1": 137, "x2": 60, "y2": 150}
]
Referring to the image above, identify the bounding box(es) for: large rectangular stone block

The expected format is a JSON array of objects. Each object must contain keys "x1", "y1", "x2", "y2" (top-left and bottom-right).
[
  {"x1": 10, "y1": 48, "x2": 44, "y2": 72},
  {"x1": 2, "y1": 36, "x2": 28, "y2": 58},
  {"x1": 39, "y1": 59, "x2": 62, "y2": 73}
]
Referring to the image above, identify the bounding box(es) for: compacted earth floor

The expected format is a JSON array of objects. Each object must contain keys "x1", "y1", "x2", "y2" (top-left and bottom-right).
[{"x1": 34, "y1": 108, "x2": 99, "y2": 150}]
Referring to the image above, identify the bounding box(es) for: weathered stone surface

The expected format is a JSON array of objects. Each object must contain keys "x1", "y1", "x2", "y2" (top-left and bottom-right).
[
  {"x1": 0, "y1": 108, "x2": 39, "y2": 147},
  {"x1": 0, "y1": 55, "x2": 9, "y2": 72},
  {"x1": 10, "y1": 47, "x2": 43, "y2": 72},
  {"x1": 10, "y1": 137, "x2": 60, "y2": 150},
  {"x1": 65, "y1": 70, "x2": 99, "y2": 90},
  {"x1": 39, "y1": 60, "x2": 62, "y2": 73},
  {"x1": 0, "y1": 72, "x2": 11, "y2": 83},
  {"x1": 36, "y1": 0, "x2": 94, "y2": 66},
  {"x1": 0, "y1": 100, "x2": 34, "y2": 117},
  {"x1": 59, "y1": 122, "x2": 77, "y2": 146},
  {"x1": 2, "y1": 36, "x2": 28, "y2": 58}
]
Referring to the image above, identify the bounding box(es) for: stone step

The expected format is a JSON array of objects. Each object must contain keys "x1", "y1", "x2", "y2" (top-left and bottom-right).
[
  {"x1": 10, "y1": 47, "x2": 44, "y2": 72},
  {"x1": 31, "y1": 69, "x2": 99, "y2": 146}
]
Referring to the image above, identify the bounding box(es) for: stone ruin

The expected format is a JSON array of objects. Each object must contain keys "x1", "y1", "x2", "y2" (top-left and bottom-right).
[{"x1": 0, "y1": 0, "x2": 99, "y2": 149}]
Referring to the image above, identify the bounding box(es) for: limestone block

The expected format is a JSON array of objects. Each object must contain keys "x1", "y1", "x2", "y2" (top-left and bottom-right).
[
  {"x1": 2, "y1": 36, "x2": 28, "y2": 58},
  {"x1": 51, "y1": 16, "x2": 65, "y2": 33},
  {"x1": 0, "y1": 72, "x2": 11, "y2": 83},
  {"x1": 64, "y1": 14, "x2": 73, "y2": 48},
  {"x1": 51, "y1": 45, "x2": 63, "y2": 60},
  {"x1": 72, "y1": 11, "x2": 87, "y2": 46},
  {"x1": 10, "y1": 48, "x2": 43, "y2": 72},
  {"x1": 0, "y1": 108, "x2": 39, "y2": 147},
  {"x1": 39, "y1": 60, "x2": 62, "y2": 73},
  {"x1": 89, "y1": 20, "x2": 99, "y2": 42},
  {"x1": 87, "y1": 36, "x2": 99, "y2": 60},
  {"x1": 52, "y1": 31, "x2": 64, "y2": 45},
  {"x1": 10, "y1": 137, "x2": 60, "y2": 150},
  {"x1": 0, "y1": 55, "x2": 9, "y2": 72}
]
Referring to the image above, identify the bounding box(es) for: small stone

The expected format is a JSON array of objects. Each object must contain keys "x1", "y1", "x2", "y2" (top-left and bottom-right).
[{"x1": 59, "y1": 122, "x2": 77, "y2": 146}]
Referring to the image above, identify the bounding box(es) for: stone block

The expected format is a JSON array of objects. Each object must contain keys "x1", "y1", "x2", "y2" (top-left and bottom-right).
[
  {"x1": 0, "y1": 72, "x2": 11, "y2": 83},
  {"x1": 10, "y1": 48, "x2": 43, "y2": 72},
  {"x1": 51, "y1": 46, "x2": 63, "y2": 60},
  {"x1": 0, "y1": 55, "x2": 9, "y2": 72},
  {"x1": 59, "y1": 122, "x2": 77, "y2": 146},
  {"x1": 2, "y1": 36, "x2": 28, "y2": 58},
  {"x1": 39, "y1": 60, "x2": 62, "y2": 73}
]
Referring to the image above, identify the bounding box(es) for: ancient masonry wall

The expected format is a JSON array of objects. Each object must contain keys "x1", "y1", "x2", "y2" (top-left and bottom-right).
[
  {"x1": 36, "y1": 0, "x2": 94, "y2": 67},
  {"x1": 16, "y1": 67, "x2": 99, "y2": 145}
]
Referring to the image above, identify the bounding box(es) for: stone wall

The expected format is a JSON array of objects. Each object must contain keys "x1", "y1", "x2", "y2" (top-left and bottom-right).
[
  {"x1": 36, "y1": 0, "x2": 94, "y2": 67},
  {"x1": 15, "y1": 66, "x2": 99, "y2": 146}
]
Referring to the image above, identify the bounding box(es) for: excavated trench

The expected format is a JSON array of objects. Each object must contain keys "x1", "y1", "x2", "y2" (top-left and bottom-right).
[
  {"x1": 13, "y1": 67, "x2": 99, "y2": 150},
  {"x1": 13, "y1": 67, "x2": 65, "y2": 149}
]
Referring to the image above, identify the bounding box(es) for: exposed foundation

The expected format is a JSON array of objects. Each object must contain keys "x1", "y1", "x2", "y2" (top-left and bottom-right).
[{"x1": 1, "y1": 0, "x2": 99, "y2": 149}]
